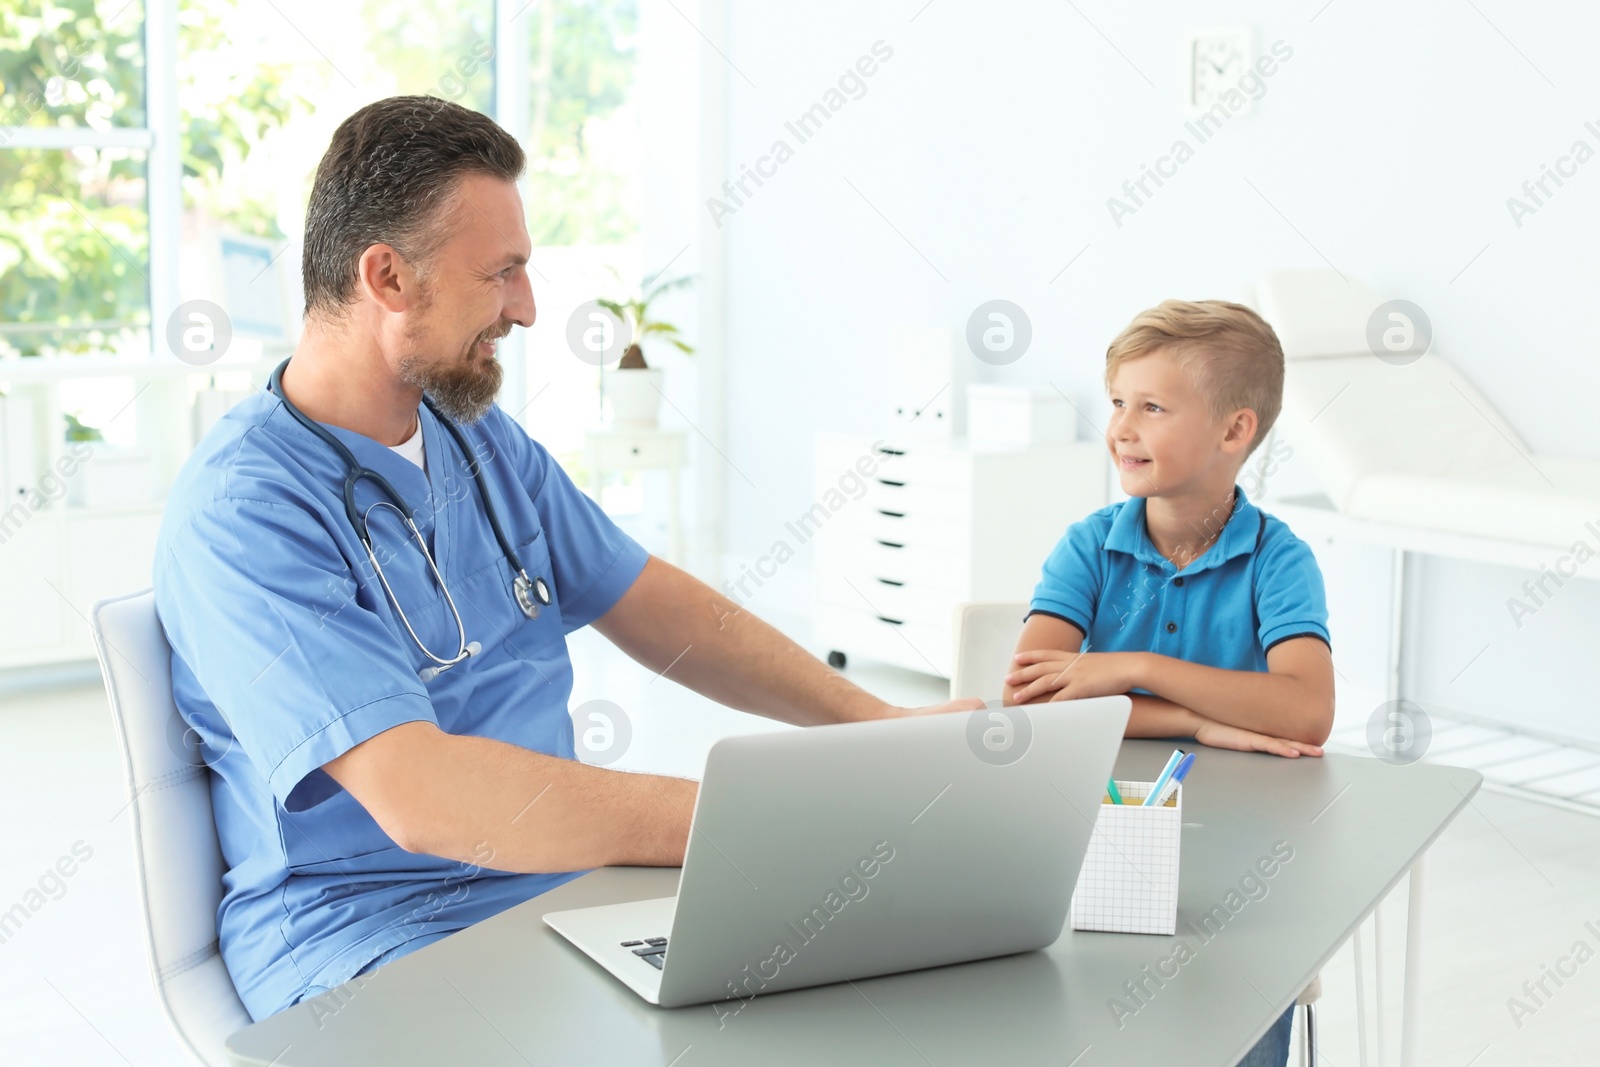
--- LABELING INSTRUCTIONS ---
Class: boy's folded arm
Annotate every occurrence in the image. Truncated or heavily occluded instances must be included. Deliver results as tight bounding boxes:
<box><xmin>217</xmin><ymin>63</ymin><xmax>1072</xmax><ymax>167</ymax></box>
<box><xmin>1130</xmin><ymin>636</ymin><xmax>1335</xmax><ymax>746</ymax></box>
<box><xmin>1002</xmin><ymin>612</ymin><xmax>1084</xmax><ymax>706</ymax></box>
<box><xmin>1129</xmin><ymin>695</ymin><xmax>1324</xmax><ymax>757</ymax></box>
<box><xmin>1123</xmin><ymin>693</ymin><xmax>1207</xmax><ymax>738</ymax></box>
<box><xmin>1002</xmin><ymin>612</ymin><xmax>1330</xmax><ymax>754</ymax></box>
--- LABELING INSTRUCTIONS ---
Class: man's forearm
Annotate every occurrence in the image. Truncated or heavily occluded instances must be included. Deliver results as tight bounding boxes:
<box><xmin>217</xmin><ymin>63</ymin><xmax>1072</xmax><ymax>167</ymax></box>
<box><xmin>1131</xmin><ymin>653</ymin><xmax>1327</xmax><ymax>743</ymax></box>
<box><xmin>593</xmin><ymin>557</ymin><xmax>888</xmax><ymax>726</ymax></box>
<box><xmin>326</xmin><ymin>722</ymin><xmax>697</xmax><ymax>873</ymax></box>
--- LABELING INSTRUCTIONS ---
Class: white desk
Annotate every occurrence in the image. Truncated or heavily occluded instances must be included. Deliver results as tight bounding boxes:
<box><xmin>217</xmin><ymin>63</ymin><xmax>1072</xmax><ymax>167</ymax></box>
<box><xmin>226</xmin><ymin>743</ymin><xmax>1481</xmax><ymax>1066</ymax></box>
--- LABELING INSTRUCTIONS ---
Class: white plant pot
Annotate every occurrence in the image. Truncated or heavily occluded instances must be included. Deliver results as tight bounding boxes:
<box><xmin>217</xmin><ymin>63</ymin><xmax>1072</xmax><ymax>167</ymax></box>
<box><xmin>608</xmin><ymin>368</ymin><xmax>664</xmax><ymax>428</ymax></box>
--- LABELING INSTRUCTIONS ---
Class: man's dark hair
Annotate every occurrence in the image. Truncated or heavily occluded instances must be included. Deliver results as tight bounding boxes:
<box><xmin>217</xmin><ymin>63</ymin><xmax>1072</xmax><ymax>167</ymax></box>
<box><xmin>301</xmin><ymin>95</ymin><xmax>525</xmax><ymax>318</ymax></box>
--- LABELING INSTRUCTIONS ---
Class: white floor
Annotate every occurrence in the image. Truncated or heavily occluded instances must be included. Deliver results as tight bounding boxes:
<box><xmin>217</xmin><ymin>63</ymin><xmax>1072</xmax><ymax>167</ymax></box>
<box><xmin>1</xmin><ymin>613</ymin><xmax>1597</xmax><ymax>1065</ymax></box>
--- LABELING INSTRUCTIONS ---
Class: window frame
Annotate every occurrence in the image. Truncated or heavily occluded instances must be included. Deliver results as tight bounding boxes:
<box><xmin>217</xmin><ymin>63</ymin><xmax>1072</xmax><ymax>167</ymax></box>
<box><xmin>0</xmin><ymin>0</ymin><xmax>169</xmax><ymax>354</ymax></box>
<box><xmin>0</xmin><ymin>0</ymin><xmax>535</xmax><ymax>368</ymax></box>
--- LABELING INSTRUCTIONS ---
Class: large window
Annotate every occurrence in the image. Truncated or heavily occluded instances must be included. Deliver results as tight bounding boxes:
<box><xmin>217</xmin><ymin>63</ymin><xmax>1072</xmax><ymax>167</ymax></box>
<box><xmin>0</xmin><ymin>0</ymin><xmax>150</xmax><ymax>358</ymax></box>
<box><xmin>178</xmin><ymin>0</ymin><xmax>499</xmax><ymax>246</ymax></box>
<box><xmin>1</xmin><ymin>0</ymin><xmax>641</xmax><ymax>350</ymax></box>
<box><xmin>519</xmin><ymin>0</ymin><xmax>639</xmax><ymax>246</ymax></box>
<box><xmin>2</xmin><ymin>0</ymin><xmax>644</xmax><ymax>466</ymax></box>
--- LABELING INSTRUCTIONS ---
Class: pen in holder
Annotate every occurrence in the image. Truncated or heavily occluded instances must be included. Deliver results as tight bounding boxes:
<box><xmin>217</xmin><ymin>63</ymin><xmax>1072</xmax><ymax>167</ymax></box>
<box><xmin>1070</xmin><ymin>778</ymin><xmax>1182</xmax><ymax>935</ymax></box>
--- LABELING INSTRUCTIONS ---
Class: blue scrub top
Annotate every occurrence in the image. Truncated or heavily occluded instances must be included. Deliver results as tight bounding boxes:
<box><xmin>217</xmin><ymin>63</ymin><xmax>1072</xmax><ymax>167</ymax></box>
<box><xmin>1028</xmin><ymin>485</ymin><xmax>1330</xmax><ymax>677</ymax></box>
<box><xmin>153</xmin><ymin>389</ymin><xmax>649</xmax><ymax>1021</ymax></box>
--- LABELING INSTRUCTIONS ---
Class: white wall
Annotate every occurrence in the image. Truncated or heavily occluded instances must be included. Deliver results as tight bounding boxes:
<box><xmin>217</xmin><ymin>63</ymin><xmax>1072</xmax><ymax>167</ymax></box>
<box><xmin>657</xmin><ymin>0</ymin><xmax>1600</xmax><ymax>740</ymax></box>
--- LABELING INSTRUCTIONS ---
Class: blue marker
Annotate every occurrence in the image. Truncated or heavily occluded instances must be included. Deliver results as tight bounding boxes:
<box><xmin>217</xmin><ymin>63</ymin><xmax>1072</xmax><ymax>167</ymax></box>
<box><xmin>1152</xmin><ymin>752</ymin><xmax>1196</xmax><ymax>807</ymax></box>
<box><xmin>1142</xmin><ymin>748</ymin><xmax>1186</xmax><ymax>807</ymax></box>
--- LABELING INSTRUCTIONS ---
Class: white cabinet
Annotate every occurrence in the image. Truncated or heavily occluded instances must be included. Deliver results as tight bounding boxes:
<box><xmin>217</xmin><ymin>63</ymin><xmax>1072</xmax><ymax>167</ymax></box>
<box><xmin>0</xmin><ymin>507</ymin><xmax>164</xmax><ymax>668</ymax></box>
<box><xmin>0</xmin><ymin>355</ymin><xmax>278</xmax><ymax>670</ymax></box>
<box><xmin>812</xmin><ymin>434</ymin><xmax>1107</xmax><ymax>678</ymax></box>
<box><xmin>0</xmin><ymin>516</ymin><xmax>66</xmax><ymax>656</ymax></box>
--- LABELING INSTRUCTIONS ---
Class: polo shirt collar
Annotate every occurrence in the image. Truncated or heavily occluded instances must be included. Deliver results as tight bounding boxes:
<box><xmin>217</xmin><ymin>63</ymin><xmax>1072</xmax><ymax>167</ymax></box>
<box><xmin>1103</xmin><ymin>484</ymin><xmax>1261</xmax><ymax>573</ymax></box>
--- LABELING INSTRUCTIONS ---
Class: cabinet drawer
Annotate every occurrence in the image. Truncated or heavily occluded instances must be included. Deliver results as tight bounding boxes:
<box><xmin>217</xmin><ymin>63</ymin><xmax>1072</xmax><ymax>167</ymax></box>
<box><xmin>588</xmin><ymin>432</ymin><xmax>683</xmax><ymax>469</ymax></box>
<box><xmin>61</xmin><ymin>511</ymin><xmax>161</xmax><ymax>657</ymax></box>
<box><xmin>0</xmin><ymin>516</ymin><xmax>63</xmax><ymax>654</ymax></box>
<box><xmin>815</xmin><ymin>571</ymin><xmax>960</xmax><ymax>629</ymax></box>
<box><xmin>829</xmin><ymin>499</ymin><xmax>971</xmax><ymax>548</ymax></box>
<box><xmin>868</xmin><ymin>442</ymin><xmax>971</xmax><ymax>491</ymax></box>
<box><xmin>860</xmin><ymin>477</ymin><xmax>969</xmax><ymax>521</ymax></box>
<box><xmin>816</xmin><ymin>532</ymin><xmax>971</xmax><ymax>593</ymax></box>
<box><xmin>813</xmin><ymin>602</ymin><xmax>952</xmax><ymax>678</ymax></box>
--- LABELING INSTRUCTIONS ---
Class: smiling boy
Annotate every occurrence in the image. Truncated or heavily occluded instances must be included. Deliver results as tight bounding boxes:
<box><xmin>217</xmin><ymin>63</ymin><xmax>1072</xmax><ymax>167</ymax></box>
<box><xmin>1004</xmin><ymin>299</ymin><xmax>1328</xmax><ymax>1065</ymax></box>
<box><xmin>1002</xmin><ymin>299</ymin><xmax>1333</xmax><ymax>759</ymax></box>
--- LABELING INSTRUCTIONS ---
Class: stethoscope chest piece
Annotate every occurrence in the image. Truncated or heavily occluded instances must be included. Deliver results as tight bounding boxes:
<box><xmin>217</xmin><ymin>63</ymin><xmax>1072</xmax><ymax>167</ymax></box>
<box><xmin>515</xmin><ymin>573</ymin><xmax>552</xmax><ymax>619</ymax></box>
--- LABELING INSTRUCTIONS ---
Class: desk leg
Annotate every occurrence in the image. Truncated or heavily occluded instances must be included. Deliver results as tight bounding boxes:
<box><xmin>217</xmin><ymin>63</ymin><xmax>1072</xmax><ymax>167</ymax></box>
<box><xmin>1387</xmin><ymin>549</ymin><xmax>1407</xmax><ymax>703</ymax></box>
<box><xmin>1353</xmin><ymin>919</ymin><xmax>1371</xmax><ymax>1067</ymax></box>
<box><xmin>1375</xmin><ymin>908</ymin><xmax>1388</xmax><ymax>1067</ymax></box>
<box><xmin>1399</xmin><ymin>855</ymin><xmax>1425</xmax><ymax>1067</ymax></box>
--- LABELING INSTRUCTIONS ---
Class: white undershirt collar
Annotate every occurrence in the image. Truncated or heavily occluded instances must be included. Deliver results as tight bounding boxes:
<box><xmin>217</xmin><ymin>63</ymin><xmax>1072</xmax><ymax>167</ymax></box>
<box><xmin>389</xmin><ymin>411</ymin><xmax>426</xmax><ymax>473</ymax></box>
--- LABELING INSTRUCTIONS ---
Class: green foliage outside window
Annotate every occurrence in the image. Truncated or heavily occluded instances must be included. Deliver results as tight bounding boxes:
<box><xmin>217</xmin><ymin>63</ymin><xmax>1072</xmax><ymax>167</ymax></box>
<box><xmin>519</xmin><ymin>0</ymin><xmax>638</xmax><ymax>246</ymax></box>
<box><xmin>0</xmin><ymin>0</ymin><xmax>639</xmax><ymax>357</ymax></box>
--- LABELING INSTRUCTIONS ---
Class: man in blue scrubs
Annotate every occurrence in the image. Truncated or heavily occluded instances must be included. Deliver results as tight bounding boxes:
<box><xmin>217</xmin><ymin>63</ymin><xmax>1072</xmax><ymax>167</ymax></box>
<box><xmin>153</xmin><ymin>96</ymin><xmax>975</xmax><ymax>1021</ymax></box>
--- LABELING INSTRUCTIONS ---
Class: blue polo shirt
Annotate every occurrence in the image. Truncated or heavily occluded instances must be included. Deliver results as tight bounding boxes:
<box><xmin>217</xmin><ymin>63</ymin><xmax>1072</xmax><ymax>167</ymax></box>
<box><xmin>1028</xmin><ymin>485</ymin><xmax>1329</xmax><ymax>676</ymax></box>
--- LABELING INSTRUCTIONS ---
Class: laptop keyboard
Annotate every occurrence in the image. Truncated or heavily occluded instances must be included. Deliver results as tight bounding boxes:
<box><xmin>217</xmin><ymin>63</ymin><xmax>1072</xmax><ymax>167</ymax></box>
<box><xmin>621</xmin><ymin>936</ymin><xmax>669</xmax><ymax>970</ymax></box>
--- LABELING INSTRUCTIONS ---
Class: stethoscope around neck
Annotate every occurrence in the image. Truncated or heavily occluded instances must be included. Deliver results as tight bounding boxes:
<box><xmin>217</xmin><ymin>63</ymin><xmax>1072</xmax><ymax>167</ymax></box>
<box><xmin>267</xmin><ymin>358</ymin><xmax>551</xmax><ymax>682</ymax></box>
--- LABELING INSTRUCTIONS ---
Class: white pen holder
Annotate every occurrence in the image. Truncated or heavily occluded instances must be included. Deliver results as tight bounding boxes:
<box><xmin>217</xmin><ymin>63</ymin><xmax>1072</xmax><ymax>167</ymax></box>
<box><xmin>1070</xmin><ymin>779</ymin><xmax>1182</xmax><ymax>935</ymax></box>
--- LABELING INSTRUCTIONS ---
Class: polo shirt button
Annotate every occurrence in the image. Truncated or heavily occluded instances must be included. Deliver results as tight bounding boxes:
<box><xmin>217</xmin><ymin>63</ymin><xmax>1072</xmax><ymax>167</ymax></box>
<box><xmin>1174</xmin><ymin>577</ymin><xmax>1185</xmax><ymax>587</ymax></box>
<box><xmin>1165</xmin><ymin>622</ymin><xmax>1177</xmax><ymax>633</ymax></box>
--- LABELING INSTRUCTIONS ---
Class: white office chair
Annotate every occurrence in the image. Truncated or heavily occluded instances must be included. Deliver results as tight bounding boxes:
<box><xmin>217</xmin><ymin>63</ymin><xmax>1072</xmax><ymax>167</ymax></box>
<box><xmin>949</xmin><ymin>602</ymin><xmax>1322</xmax><ymax>1065</ymax></box>
<box><xmin>90</xmin><ymin>589</ymin><xmax>252</xmax><ymax>1067</ymax></box>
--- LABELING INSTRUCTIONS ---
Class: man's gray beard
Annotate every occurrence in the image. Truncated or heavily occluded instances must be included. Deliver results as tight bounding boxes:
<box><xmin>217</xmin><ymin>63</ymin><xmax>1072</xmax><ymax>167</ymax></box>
<box><xmin>397</xmin><ymin>349</ymin><xmax>503</xmax><ymax>424</ymax></box>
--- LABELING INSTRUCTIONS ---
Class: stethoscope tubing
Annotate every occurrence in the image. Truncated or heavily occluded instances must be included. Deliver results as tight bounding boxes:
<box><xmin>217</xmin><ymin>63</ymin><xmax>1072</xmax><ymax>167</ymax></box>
<box><xmin>266</xmin><ymin>358</ymin><xmax>547</xmax><ymax>677</ymax></box>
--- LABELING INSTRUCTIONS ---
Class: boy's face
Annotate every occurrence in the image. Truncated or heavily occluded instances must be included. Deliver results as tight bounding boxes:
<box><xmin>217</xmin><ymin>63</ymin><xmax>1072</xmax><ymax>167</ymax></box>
<box><xmin>1106</xmin><ymin>348</ymin><xmax>1251</xmax><ymax>499</ymax></box>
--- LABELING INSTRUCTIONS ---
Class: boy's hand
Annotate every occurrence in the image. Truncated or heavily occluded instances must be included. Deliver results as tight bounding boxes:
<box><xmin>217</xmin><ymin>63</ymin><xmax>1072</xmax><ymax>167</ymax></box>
<box><xmin>1006</xmin><ymin>650</ymin><xmax>1141</xmax><ymax>704</ymax></box>
<box><xmin>1193</xmin><ymin>719</ymin><xmax>1323</xmax><ymax>758</ymax></box>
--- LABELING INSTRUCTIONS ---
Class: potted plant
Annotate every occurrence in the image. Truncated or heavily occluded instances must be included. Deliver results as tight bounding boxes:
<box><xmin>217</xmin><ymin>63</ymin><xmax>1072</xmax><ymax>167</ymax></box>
<box><xmin>597</xmin><ymin>271</ymin><xmax>695</xmax><ymax>428</ymax></box>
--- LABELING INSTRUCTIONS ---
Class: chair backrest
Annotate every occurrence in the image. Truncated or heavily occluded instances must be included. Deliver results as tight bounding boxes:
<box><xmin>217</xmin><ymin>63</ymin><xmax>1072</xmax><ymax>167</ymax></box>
<box><xmin>949</xmin><ymin>602</ymin><xmax>1029</xmax><ymax>702</ymax></box>
<box><xmin>1247</xmin><ymin>269</ymin><xmax>1533</xmax><ymax>511</ymax></box>
<box><xmin>90</xmin><ymin>589</ymin><xmax>251</xmax><ymax>1066</ymax></box>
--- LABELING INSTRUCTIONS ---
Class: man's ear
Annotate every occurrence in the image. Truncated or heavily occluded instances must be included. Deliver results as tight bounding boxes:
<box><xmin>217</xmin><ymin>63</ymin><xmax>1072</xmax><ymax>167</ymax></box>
<box><xmin>1219</xmin><ymin>408</ymin><xmax>1259</xmax><ymax>456</ymax></box>
<box><xmin>355</xmin><ymin>243</ymin><xmax>422</xmax><ymax>314</ymax></box>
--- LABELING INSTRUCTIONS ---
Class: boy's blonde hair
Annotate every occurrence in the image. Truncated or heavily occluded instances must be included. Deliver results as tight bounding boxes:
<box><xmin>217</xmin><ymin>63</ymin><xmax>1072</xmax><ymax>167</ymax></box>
<box><xmin>1105</xmin><ymin>299</ymin><xmax>1284</xmax><ymax>455</ymax></box>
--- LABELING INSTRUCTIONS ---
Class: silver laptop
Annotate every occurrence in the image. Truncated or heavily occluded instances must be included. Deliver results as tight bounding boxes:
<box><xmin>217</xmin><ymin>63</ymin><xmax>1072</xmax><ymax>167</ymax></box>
<box><xmin>543</xmin><ymin>696</ymin><xmax>1130</xmax><ymax>1008</ymax></box>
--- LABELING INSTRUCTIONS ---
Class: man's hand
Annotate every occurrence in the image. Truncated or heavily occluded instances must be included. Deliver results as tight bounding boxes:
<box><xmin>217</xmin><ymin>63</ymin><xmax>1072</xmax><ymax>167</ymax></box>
<box><xmin>878</xmin><ymin>696</ymin><xmax>985</xmax><ymax>719</ymax></box>
<box><xmin>1005</xmin><ymin>650</ymin><xmax>1143</xmax><ymax>704</ymax></box>
<box><xmin>596</xmin><ymin>557</ymin><xmax>985</xmax><ymax>727</ymax></box>
<box><xmin>1193</xmin><ymin>719</ymin><xmax>1323</xmax><ymax>758</ymax></box>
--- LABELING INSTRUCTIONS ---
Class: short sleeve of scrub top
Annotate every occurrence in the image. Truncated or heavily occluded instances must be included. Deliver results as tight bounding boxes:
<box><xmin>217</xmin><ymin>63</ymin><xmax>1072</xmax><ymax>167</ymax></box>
<box><xmin>158</xmin><ymin>490</ymin><xmax>439</xmax><ymax>813</ymax></box>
